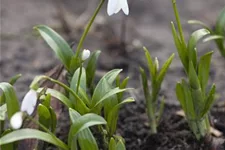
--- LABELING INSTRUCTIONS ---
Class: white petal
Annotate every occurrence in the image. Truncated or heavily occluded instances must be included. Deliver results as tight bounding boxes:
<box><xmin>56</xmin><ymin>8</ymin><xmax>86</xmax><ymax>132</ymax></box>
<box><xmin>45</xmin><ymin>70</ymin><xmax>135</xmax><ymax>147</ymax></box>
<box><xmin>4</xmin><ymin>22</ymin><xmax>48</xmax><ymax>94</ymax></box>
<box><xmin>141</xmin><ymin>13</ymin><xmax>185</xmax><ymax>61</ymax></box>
<box><xmin>10</xmin><ymin>112</ymin><xmax>23</xmax><ymax>129</ymax></box>
<box><xmin>107</xmin><ymin>0</ymin><xmax>119</xmax><ymax>16</ymax></box>
<box><xmin>121</xmin><ymin>0</ymin><xmax>129</xmax><ymax>15</ymax></box>
<box><xmin>114</xmin><ymin>0</ymin><xmax>123</xmax><ymax>14</ymax></box>
<box><xmin>21</xmin><ymin>89</ymin><xmax>37</xmax><ymax>115</ymax></box>
<box><xmin>81</xmin><ymin>49</ymin><xmax>90</xmax><ymax>61</ymax></box>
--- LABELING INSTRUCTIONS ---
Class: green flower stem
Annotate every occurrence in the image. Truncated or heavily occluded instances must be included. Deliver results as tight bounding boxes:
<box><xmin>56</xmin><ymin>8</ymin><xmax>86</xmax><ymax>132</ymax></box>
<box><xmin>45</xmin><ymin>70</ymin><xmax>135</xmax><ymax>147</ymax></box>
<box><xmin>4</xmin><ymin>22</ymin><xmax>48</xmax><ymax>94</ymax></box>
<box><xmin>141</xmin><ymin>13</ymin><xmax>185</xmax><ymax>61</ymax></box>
<box><xmin>76</xmin><ymin>65</ymin><xmax>83</xmax><ymax>94</ymax></box>
<box><xmin>37</xmin><ymin>76</ymin><xmax>88</xmax><ymax>112</ymax></box>
<box><xmin>172</xmin><ymin>0</ymin><xmax>186</xmax><ymax>45</ymax></box>
<box><xmin>26</xmin><ymin>115</ymin><xmax>69</xmax><ymax>150</ymax></box>
<box><xmin>75</xmin><ymin>0</ymin><xmax>105</xmax><ymax>58</ymax></box>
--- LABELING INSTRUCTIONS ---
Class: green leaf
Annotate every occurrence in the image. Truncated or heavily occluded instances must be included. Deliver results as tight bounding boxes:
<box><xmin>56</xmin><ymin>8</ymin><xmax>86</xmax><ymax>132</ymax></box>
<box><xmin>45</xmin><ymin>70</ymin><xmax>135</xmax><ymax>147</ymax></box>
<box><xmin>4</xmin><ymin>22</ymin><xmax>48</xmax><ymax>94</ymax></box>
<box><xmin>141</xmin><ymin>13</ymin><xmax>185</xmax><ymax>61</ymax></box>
<box><xmin>188</xmin><ymin>29</ymin><xmax>210</xmax><ymax>52</ymax></box>
<box><xmin>86</xmin><ymin>51</ymin><xmax>101</xmax><ymax>89</ymax></box>
<box><xmin>143</xmin><ymin>47</ymin><xmax>156</xmax><ymax>80</ymax></box>
<box><xmin>107</xmin><ymin>98</ymin><xmax>134</xmax><ymax>135</ymax></box>
<box><xmin>188</xmin><ymin>61</ymin><xmax>200</xmax><ymax>89</ymax></box>
<box><xmin>117</xmin><ymin>77</ymin><xmax>129</xmax><ymax>102</ymax></box>
<box><xmin>42</xmin><ymin>93</ymin><xmax>51</xmax><ymax>108</ymax></box>
<box><xmin>203</xmin><ymin>35</ymin><xmax>224</xmax><ymax>43</ymax></box>
<box><xmin>200</xmin><ymin>84</ymin><xmax>216</xmax><ymax>118</ymax></box>
<box><xmin>105</xmin><ymin>69</ymin><xmax>123</xmax><ymax>85</ymax></box>
<box><xmin>181</xmin><ymin>80</ymin><xmax>196</xmax><ymax>120</ymax></box>
<box><xmin>188</xmin><ymin>20</ymin><xmax>211</xmax><ymax>31</ymax></box>
<box><xmin>0</xmin><ymin>143</ymin><xmax>14</xmax><ymax>150</ymax></box>
<box><xmin>176</xmin><ymin>82</ymin><xmax>186</xmax><ymax>113</ymax></box>
<box><xmin>92</xmin><ymin>88</ymin><xmax>131</xmax><ymax>109</ymax></box>
<box><xmin>76</xmin><ymin>86</ymin><xmax>91</xmax><ymax>106</ymax></box>
<box><xmin>34</xmin><ymin>25</ymin><xmax>74</xmax><ymax>70</ymax></box>
<box><xmin>30</xmin><ymin>75</ymin><xmax>45</xmax><ymax>90</ymax></box>
<box><xmin>187</xmin><ymin>29</ymin><xmax>210</xmax><ymax>68</ymax></box>
<box><xmin>70</xmin><ymin>67</ymin><xmax>90</xmax><ymax>106</ymax></box>
<box><xmin>49</xmin><ymin>107</ymin><xmax>57</xmax><ymax>133</ymax></box>
<box><xmin>0</xmin><ymin>83</ymin><xmax>20</xmax><ymax>119</ymax></box>
<box><xmin>103</xmin><ymin>93</ymin><xmax>118</xmax><ymax>124</ymax></box>
<box><xmin>215</xmin><ymin>7</ymin><xmax>225</xmax><ymax>35</ymax></box>
<box><xmin>38</xmin><ymin>104</ymin><xmax>51</xmax><ymax>129</ymax></box>
<box><xmin>188</xmin><ymin>62</ymin><xmax>204</xmax><ymax>116</ymax></box>
<box><xmin>69</xmin><ymin>56</ymin><xmax>81</xmax><ymax>74</ymax></box>
<box><xmin>0</xmin><ymin>104</ymin><xmax>7</xmax><ymax>121</ymax></box>
<box><xmin>0</xmin><ymin>129</ymin><xmax>68</xmax><ymax>150</ymax></box>
<box><xmin>38</xmin><ymin>88</ymin><xmax>73</xmax><ymax>108</ymax></box>
<box><xmin>68</xmin><ymin>113</ymin><xmax>106</xmax><ymax>147</ymax></box>
<box><xmin>171</xmin><ymin>22</ymin><xmax>188</xmax><ymax>72</ymax></box>
<box><xmin>91</xmin><ymin>78</ymin><xmax>111</xmax><ymax>112</ymax></box>
<box><xmin>92</xmin><ymin>69</ymin><xmax>122</xmax><ymax>107</ymax></box>
<box><xmin>34</xmin><ymin>76</ymin><xmax>89</xmax><ymax>114</ymax></box>
<box><xmin>116</xmin><ymin>139</ymin><xmax>126</xmax><ymax>150</ymax></box>
<box><xmin>9</xmin><ymin>74</ymin><xmax>22</xmax><ymax>85</ymax></box>
<box><xmin>215</xmin><ymin>7</ymin><xmax>225</xmax><ymax>57</ymax></box>
<box><xmin>156</xmin><ymin>97</ymin><xmax>165</xmax><ymax>124</ymax></box>
<box><xmin>198</xmin><ymin>51</ymin><xmax>213</xmax><ymax>94</ymax></box>
<box><xmin>140</xmin><ymin>68</ymin><xmax>151</xmax><ymax>104</ymax></box>
<box><xmin>156</xmin><ymin>53</ymin><xmax>175</xmax><ymax>87</ymax></box>
<box><xmin>69</xmin><ymin>109</ymin><xmax>99</xmax><ymax>150</ymax></box>
<box><xmin>109</xmin><ymin>138</ymin><xmax>116</xmax><ymax>150</ymax></box>
<box><xmin>190</xmin><ymin>88</ymin><xmax>204</xmax><ymax>118</ymax></box>
<box><xmin>70</xmin><ymin>67</ymin><xmax>87</xmax><ymax>93</ymax></box>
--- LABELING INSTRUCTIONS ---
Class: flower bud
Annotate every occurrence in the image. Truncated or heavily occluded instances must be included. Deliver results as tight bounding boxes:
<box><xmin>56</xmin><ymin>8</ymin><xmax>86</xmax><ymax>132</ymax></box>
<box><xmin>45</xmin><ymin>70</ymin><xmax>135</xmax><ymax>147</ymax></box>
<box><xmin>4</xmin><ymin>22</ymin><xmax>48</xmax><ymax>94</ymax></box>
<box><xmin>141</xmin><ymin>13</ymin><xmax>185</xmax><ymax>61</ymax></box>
<box><xmin>81</xmin><ymin>49</ymin><xmax>90</xmax><ymax>61</ymax></box>
<box><xmin>10</xmin><ymin>112</ymin><xmax>23</xmax><ymax>129</ymax></box>
<box><xmin>154</xmin><ymin>57</ymin><xmax>159</xmax><ymax>71</ymax></box>
<box><xmin>21</xmin><ymin>89</ymin><xmax>37</xmax><ymax>115</ymax></box>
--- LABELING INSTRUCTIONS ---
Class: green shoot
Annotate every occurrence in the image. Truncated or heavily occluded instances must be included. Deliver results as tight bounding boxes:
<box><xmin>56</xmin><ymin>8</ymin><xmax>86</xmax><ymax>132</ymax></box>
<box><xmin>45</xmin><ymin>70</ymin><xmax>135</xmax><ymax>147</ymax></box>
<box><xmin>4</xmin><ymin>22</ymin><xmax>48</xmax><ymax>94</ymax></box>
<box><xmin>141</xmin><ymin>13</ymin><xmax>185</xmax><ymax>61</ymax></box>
<box><xmin>171</xmin><ymin>0</ymin><xmax>217</xmax><ymax>140</ymax></box>
<box><xmin>140</xmin><ymin>47</ymin><xmax>174</xmax><ymax>134</ymax></box>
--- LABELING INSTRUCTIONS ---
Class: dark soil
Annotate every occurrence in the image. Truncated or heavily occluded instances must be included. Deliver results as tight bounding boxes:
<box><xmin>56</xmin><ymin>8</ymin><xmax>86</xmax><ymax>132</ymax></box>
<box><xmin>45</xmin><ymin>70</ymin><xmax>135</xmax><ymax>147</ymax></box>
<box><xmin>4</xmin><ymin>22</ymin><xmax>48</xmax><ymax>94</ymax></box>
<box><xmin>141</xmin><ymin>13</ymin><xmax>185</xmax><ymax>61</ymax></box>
<box><xmin>118</xmin><ymin>101</ymin><xmax>225</xmax><ymax>150</ymax></box>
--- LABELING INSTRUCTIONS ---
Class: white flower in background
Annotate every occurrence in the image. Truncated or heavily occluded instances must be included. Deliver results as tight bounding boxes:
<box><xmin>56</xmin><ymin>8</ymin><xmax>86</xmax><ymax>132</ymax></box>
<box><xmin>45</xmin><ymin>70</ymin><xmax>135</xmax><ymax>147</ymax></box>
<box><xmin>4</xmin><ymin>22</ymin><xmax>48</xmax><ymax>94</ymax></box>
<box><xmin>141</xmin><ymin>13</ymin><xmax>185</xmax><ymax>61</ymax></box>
<box><xmin>107</xmin><ymin>0</ymin><xmax>129</xmax><ymax>16</ymax></box>
<box><xmin>21</xmin><ymin>89</ymin><xmax>38</xmax><ymax>115</ymax></box>
<box><xmin>10</xmin><ymin>112</ymin><xmax>23</xmax><ymax>129</ymax></box>
<box><xmin>81</xmin><ymin>49</ymin><xmax>90</xmax><ymax>61</ymax></box>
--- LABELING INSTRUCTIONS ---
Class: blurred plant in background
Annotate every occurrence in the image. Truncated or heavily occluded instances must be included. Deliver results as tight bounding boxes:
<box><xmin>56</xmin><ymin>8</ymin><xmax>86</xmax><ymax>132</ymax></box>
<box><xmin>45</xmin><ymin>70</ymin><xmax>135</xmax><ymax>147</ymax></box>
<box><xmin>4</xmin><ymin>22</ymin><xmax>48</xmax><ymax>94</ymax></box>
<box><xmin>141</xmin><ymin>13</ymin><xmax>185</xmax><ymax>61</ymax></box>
<box><xmin>188</xmin><ymin>6</ymin><xmax>225</xmax><ymax>58</ymax></box>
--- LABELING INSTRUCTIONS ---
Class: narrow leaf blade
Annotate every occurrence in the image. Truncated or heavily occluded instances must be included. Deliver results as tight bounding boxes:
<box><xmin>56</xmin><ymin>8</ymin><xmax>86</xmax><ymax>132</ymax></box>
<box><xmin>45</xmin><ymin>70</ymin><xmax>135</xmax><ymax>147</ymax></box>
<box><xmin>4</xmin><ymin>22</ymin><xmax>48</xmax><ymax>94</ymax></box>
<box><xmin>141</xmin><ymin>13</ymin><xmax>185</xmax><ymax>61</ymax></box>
<box><xmin>34</xmin><ymin>25</ymin><xmax>74</xmax><ymax>70</ymax></box>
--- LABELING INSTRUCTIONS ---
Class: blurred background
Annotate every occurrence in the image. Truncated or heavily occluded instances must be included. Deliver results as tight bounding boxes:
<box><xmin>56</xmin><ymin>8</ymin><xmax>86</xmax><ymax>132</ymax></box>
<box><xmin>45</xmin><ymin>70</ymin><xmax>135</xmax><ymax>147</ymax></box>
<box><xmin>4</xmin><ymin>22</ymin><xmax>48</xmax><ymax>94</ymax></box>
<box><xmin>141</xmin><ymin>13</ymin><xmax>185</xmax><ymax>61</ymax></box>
<box><xmin>1</xmin><ymin>0</ymin><xmax>225</xmax><ymax>104</ymax></box>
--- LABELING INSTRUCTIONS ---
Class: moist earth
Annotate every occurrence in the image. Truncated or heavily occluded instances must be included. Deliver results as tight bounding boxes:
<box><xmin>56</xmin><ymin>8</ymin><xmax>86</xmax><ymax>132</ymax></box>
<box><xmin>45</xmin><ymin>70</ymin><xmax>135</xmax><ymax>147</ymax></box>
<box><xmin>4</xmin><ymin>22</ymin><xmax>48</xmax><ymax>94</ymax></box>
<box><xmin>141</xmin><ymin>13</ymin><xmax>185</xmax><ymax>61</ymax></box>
<box><xmin>1</xmin><ymin>0</ymin><xmax>225</xmax><ymax>149</ymax></box>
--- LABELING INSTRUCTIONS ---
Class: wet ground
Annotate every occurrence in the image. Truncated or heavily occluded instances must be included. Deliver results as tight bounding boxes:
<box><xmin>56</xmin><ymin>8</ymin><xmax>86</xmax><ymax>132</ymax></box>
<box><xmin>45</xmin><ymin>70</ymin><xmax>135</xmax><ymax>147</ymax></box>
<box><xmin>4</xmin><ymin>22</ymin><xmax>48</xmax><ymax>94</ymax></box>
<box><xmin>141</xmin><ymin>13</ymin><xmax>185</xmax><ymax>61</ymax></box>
<box><xmin>1</xmin><ymin>0</ymin><xmax>225</xmax><ymax>149</ymax></box>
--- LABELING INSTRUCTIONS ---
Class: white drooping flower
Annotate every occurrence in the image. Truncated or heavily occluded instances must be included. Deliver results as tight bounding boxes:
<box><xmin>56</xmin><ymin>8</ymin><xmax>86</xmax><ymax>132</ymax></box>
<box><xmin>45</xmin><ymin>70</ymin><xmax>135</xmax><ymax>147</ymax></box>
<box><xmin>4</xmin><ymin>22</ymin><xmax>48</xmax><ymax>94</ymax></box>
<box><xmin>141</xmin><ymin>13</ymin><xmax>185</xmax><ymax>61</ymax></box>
<box><xmin>21</xmin><ymin>89</ymin><xmax>38</xmax><ymax>115</ymax></box>
<box><xmin>107</xmin><ymin>0</ymin><xmax>129</xmax><ymax>16</ymax></box>
<box><xmin>81</xmin><ymin>49</ymin><xmax>90</xmax><ymax>61</ymax></box>
<box><xmin>10</xmin><ymin>112</ymin><xmax>23</xmax><ymax>129</ymax></box>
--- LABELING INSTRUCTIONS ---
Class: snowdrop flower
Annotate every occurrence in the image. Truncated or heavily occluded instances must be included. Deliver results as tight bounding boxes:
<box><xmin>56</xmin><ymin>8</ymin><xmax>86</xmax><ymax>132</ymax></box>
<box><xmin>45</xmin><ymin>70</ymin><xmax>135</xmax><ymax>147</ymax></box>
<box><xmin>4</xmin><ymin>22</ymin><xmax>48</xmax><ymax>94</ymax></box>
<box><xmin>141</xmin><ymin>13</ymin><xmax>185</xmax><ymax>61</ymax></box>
<box><xmin>107</xmin><ymin>0</ymin><xmax>129</xmax><ymax>16</ymax></box>
<box><xmin>10</xmin><ymin>89</ymin><xmax>38</xmax><ymax>129</ymax></box>
<box><xmin>21</xmin><ymin>89</ymin><xmax>38</xmax><ymax>115</ymax></box>
<box><xmin>10</xmin><ymin>112</ymin><xmax>23</xmax><ymax>129</ymax></box>
<box><xmin>81</xmin><ymin>49</ymin><xmax>90</xmax><ymax>61</ymax></box>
